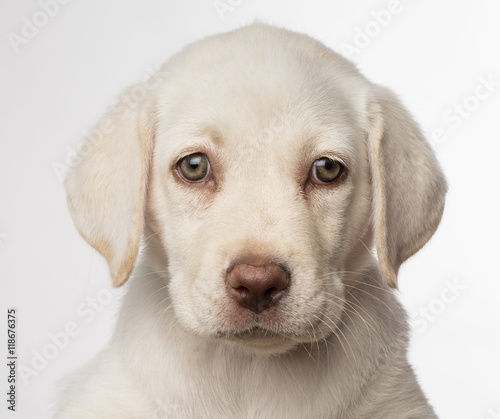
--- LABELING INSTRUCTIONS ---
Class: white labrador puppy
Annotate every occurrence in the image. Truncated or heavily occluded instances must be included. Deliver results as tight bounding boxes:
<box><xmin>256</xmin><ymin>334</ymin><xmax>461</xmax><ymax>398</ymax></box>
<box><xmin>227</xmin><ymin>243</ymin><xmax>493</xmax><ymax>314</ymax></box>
<box><xmin>56</xmin><ymin>23</ymin><xmax>446</xmax><ymax>418</ymax></box>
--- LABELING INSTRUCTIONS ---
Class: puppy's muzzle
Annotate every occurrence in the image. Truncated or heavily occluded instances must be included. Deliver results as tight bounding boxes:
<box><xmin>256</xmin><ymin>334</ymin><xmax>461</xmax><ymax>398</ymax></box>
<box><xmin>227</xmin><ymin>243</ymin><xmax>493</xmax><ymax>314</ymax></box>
<box><xmin>226</xmin><ymin>262</ymin><xmax>290</xmax><ymax>314</ymax></box>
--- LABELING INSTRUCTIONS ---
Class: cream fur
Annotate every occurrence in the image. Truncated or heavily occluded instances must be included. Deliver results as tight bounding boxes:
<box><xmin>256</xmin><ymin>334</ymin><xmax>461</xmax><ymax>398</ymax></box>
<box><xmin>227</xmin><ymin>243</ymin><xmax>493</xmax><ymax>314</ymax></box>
<box><xmin>56</xmin><ymin>23</ymin><xmax>446</xmax><ymax>418</ymax></box>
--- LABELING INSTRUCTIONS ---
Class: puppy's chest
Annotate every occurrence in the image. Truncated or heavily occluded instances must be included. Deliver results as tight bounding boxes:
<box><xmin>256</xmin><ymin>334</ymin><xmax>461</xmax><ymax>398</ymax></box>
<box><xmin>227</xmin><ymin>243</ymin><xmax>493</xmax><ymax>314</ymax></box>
<box><xmin>151</xmin><ymin>394</ymin><xmax>337</xmax><ymax>419</ymax></box>
<box><xmin>148</xmin><ymin>355</ymin><xmax>339</xmax><ymax>418</ymax></box>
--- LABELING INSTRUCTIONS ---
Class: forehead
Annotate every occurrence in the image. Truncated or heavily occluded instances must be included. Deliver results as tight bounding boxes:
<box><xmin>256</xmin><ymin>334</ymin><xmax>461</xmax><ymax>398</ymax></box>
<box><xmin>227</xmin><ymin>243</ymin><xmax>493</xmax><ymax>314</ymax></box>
<box><xmin>154</xmin><ymin>25</ymin><xmax>368</xmax><ymax>162</ymax></box>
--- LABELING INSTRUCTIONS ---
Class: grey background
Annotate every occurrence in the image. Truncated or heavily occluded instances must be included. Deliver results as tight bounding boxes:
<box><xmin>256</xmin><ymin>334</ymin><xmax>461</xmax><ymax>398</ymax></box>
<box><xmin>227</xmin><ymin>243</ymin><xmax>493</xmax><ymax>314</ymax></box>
<box><xmin>1</xmin><ymin>0</ymin><xmax>499</xmax><ymax>417</ymax></box>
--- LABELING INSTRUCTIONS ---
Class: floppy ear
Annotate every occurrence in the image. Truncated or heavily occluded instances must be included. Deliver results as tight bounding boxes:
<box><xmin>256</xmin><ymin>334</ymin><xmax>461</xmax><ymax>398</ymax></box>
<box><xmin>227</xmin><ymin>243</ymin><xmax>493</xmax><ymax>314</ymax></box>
<box><xmin>65</xmin><ymin>87</ymin><xmax>155</xmax><ymax>287</ymax></box>
<box><xmin>367</xmin><ymin>85</ymin><xmax>447</xmax><ymax>288</ymax></box>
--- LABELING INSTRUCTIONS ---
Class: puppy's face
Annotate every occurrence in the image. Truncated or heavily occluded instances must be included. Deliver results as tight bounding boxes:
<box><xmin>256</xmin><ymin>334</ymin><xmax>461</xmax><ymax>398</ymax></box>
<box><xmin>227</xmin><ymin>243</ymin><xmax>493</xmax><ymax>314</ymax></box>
<box><xmin>148</xmin><ymin>48</ymin><xmax>371</xmax><ymax>353</ymax></box>
<box><xmin>65</xmin><ymin>24</ymin><xmax>447</xmax><ymax>355</ymax></box>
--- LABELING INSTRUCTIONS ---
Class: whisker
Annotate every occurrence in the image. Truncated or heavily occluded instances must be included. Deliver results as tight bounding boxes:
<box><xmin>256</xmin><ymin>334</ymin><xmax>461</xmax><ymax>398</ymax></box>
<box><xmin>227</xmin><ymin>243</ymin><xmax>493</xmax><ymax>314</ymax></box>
<box><xmin>311</xmin><ymin>313</ymin><xmax>356</xmax><ymax>365</ymax></box>
<box><xmin>345</xmin><ymin>285</ymin><xmax>397</xmax><ymax>321</ymax></box>
<box><xmin>321</xmin><ymin>291</ymin><xmax>378</xmax><ymax>337</ymax></box>
<box><xmin>306</xmin><ymin>299</ymin><xmax>363</xmax><ymax>356</ymax></box>
<box><xmin>141</xmin><ymin>230</ymin><xmax>160</xmax><ymax>244</ymax></box>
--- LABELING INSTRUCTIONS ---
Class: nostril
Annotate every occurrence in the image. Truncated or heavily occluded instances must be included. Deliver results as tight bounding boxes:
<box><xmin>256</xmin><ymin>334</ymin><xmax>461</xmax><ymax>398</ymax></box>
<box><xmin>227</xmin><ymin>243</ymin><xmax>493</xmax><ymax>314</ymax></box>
<box><xmin>264</xmin><ymin>287</ymin><xmax>278</xmax><ymax>299</ymax></box>
<box><xmin>232</xmin><ymin>285</ymin><xmax>250</xmax><ymax>297</ymax></box>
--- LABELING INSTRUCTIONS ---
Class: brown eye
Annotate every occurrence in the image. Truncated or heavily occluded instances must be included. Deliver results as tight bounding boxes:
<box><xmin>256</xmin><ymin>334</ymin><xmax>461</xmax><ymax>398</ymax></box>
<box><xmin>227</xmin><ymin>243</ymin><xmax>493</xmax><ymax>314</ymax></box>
<box><xmin>311</xmin><ymin>157</ymin><xmax>343</xmax><ymax>184</ymax></box>
<box><xmin>178</xmin><ymin>153</ymin><xmax>210</xmax><ymax>182</ymax></box>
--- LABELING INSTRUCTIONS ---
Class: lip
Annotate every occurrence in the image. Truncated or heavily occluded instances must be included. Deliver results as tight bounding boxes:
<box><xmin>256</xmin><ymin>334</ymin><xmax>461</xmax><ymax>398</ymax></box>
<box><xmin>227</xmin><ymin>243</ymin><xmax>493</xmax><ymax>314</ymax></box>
<box><xmin>217</xmin><ymin>325</ymin><xmax>283</xmax><ymax>341</ymax></box>
<box><xmin>218</xmin><ymin>326</ymin><xmax>296</xmax><ymax>353</ymax></box>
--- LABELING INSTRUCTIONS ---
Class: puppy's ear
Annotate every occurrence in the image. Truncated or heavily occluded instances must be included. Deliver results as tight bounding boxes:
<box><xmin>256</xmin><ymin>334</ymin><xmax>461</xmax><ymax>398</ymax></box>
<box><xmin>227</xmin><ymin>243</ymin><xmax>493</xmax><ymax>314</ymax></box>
<box><xmin>65</xmin><ymin>87</ymin><xmax>155</xmax><ymax>287</ymax></box>
<box><xmin>367</xmin><ymin>85</ymin><xmax>447</xmax><ymax>288</ymax></box>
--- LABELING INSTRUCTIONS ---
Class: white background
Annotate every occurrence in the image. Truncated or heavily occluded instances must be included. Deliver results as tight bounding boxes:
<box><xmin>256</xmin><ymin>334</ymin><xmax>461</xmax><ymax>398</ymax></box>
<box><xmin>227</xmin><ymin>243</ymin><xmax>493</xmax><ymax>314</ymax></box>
<box><xmin>1</xmin><ymin>0</ymin><xmax>499</xmax><ymax>418</ymax></box>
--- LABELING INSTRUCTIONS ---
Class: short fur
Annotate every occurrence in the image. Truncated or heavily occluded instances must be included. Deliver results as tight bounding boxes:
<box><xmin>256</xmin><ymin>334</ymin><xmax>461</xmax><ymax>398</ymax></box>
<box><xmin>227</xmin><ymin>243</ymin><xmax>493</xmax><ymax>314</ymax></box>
<box><xmin>56</xmin><ymin>24</ymin><xmax>446</xmax><ymax>418</ymax></box>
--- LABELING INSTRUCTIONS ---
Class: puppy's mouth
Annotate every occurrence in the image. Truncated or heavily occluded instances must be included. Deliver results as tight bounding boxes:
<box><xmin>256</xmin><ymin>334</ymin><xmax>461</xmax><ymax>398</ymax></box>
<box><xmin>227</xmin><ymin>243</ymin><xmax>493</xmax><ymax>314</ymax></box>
<box><xmin>215</xmin><ymin>325</ymin><xmax>297</xmax><ymax>353</ymax></box>
<box><xmin>216</xmin><ymin>325</ymin><xmax>282</xmax><ymax>341</ymax></box>
<box><xmin>214</xmin><ymin>320</ymin><xmax>318</xmax><ymax>346</ymax></box>
<box><xmin>211</xmin><ymin>301</ymin><xmax>340</xmax><ymax>348</ymax></box>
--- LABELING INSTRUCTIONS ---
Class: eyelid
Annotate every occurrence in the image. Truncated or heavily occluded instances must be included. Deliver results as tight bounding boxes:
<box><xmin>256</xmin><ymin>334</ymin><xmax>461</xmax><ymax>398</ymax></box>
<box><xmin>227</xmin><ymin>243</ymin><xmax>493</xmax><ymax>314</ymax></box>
<box><xmin>176</xmin><ymin>150</ymin><xmax>207</xmax><ymax>163</ymax></box>
<box><xmin>172</xmin><ymin>136</ymin><xmax>221</xmax><ymax>163</ymax></box>
<box><xmin>313</xmin><ymin>153</ymin><xmax>349</xmax><ymax>171</ymax></box>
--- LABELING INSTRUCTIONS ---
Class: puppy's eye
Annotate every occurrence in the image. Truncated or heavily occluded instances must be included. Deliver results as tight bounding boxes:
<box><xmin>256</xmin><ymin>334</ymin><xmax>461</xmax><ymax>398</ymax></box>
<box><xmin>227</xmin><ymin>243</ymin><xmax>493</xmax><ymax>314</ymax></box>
<box><xmin>178</xmin><ymin>153</ymin><xmax>210</xmax><ymax>182</ymax></box>
<box><xmin>310</xmin><ymin>157</ymin><xmax>343</xmax><ymax>184</ymax></box>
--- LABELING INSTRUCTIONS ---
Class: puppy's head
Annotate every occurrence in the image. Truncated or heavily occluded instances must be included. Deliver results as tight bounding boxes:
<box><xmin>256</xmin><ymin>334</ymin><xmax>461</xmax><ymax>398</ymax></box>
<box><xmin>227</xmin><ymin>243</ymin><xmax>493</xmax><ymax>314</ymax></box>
<box><xmin>65</xmin><ymin>24</ymin><xmax>446</xmax><ymax>354</ymax></box>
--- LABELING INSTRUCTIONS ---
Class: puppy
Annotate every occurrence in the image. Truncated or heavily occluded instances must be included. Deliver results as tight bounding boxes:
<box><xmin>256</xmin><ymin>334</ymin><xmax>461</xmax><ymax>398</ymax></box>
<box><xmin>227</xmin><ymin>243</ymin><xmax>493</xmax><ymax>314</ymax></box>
<box><xmin>55</xmin><ymin>23</ymin><xmax>446</xmax><ymax>418</ymax></box>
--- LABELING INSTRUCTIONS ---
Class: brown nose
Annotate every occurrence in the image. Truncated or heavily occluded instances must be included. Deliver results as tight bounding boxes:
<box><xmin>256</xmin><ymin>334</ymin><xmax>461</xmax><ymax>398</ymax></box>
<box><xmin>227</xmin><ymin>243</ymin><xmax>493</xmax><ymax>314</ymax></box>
<box><xmin>227</xmin><ymin>263</ymin><xmax>290</xmax><ymax>313</ymax></box>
